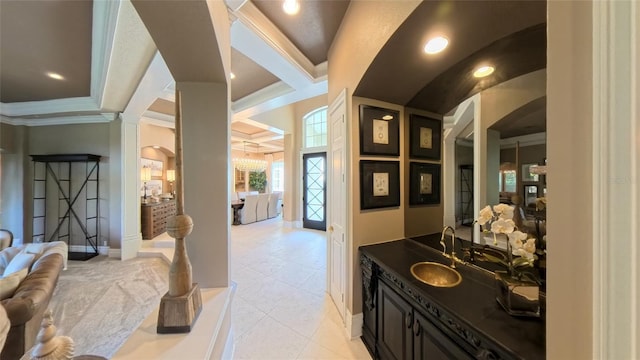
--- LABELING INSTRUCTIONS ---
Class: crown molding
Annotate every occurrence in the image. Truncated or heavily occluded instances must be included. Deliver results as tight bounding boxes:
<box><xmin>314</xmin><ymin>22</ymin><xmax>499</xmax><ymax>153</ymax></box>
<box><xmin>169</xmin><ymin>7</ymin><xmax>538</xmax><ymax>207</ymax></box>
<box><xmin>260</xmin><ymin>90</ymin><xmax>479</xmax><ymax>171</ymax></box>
<box><xmin>231</xmin><ymin>81</ymin><xmax>294</xmax><ymax>114</ymax></box>
<box><xmin>142</xmin><ymin>110</ymin><xmax>175</xmax><ymax>123</ymax></box>
<box><xmin>232</xmin><ymin>79</ymin><xmax>326</xmax><ymax>121</ymax></box>
<box><xmin>499</xmin><ymin>132</ymin><xmax>547</xmax><ymax>148</ymax></box>
<box><xmin>0</xmin><ymin>97</ymin><xmax>100</xmax><ymax>117</ymax></box>
<box><xmin>140</xmin><ymin>115</ymin><xmax>175</xmax><ymax>129</ymax></box>
<box><xmin>0</xmin><ymin>113</ymin><xmax>115</xmax><ymax>127</ymax></box>
<box><xmin>92</xmin><ymin>0</ymin><xmax>121</xmax><ymax>107</ymax></box>
<box><xmin>231</xmin><ymin>1</ymin><xmax>316</xmax><ymax>89</ymax></box>
<box><xmin>0</xmin><ymin>1</ymin><xmax>120</xmax><ymax>119</ymax></box>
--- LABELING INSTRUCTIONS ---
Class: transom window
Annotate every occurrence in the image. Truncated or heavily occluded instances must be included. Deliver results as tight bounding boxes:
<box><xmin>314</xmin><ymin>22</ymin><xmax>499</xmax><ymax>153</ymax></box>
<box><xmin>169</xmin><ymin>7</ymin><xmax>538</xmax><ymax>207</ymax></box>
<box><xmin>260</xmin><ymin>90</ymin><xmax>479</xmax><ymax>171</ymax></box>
<box><xmin>304</xmin><ymin>107</ymin><xmax>327</xmax><ymax>148</ymax></box>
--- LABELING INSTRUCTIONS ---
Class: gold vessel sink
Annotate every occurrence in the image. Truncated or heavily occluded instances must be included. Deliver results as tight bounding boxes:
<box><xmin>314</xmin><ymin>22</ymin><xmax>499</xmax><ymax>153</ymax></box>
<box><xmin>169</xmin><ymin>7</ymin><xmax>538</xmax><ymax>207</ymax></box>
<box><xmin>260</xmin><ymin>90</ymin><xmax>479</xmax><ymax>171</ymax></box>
<box><xmin>410</xmin><ymin>262</ymin><xmax>462</xmax><ymax>288</ymax></box>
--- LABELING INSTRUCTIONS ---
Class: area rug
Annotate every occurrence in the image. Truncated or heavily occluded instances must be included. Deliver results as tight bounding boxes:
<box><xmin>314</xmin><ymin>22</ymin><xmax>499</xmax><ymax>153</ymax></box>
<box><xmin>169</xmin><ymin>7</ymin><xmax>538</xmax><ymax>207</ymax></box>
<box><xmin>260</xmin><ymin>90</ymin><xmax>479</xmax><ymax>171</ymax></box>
<box><xmin>48</xmin><ymin>256</ymin><xmax>169</xmax><ymax>358</ymax></box>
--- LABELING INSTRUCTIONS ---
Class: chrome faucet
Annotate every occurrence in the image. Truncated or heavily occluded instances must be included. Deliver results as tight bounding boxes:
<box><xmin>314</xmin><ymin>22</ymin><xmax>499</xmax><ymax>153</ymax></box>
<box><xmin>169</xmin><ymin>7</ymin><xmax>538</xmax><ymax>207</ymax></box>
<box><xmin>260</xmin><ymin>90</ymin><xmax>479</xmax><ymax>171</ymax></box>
<box><xmin>440</xmin><ymin>226</ymin><xmax>458</xmax><ymax>268</ymax></box>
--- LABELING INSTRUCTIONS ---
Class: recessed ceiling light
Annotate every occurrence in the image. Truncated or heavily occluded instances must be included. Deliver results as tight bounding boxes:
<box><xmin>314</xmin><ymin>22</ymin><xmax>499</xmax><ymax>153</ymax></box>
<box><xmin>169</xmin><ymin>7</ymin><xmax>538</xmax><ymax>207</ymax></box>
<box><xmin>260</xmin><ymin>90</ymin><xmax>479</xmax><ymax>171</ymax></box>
<box><xmin>424</xmin><ymin>36</ymin><xmax>449</xmax><ymax>54</ymax></box>
<box><xmin>230</xmin><ymin>72</ymin><xmax>236</xmax><ymax>79</ymax></box>
<box><xmin>46</xmin><ymin>72</ymin><xmax>64</xmax><ymax>80</ymax></box>
<box><xmin>382</xmin><ymin>115</ymin><xmax>393</xmax><ymax>120</ymax></box>
<box><xmin>283</xmin><ymin>0</ymin><xmax>299</xmax><ymax>15</ymax></box>
<box><xmin>473</xmin><ymin>65</ymin><xmax>495</xmax><ymax>78</ymax></box>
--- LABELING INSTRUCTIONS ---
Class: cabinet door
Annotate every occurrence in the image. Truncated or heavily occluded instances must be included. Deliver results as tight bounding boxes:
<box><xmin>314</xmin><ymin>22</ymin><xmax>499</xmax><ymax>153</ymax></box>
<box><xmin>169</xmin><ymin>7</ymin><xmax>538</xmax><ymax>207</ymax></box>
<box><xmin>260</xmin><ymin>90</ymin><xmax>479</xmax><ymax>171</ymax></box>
<box><xmin>377</xmin><ymin>281</ymin><xmax>413</xmax><ymax>360</ymax></box>
<box><xmin>413</xmin><ymin>311</ymin><xmax>473</xmax><ymax>360</ymax></box>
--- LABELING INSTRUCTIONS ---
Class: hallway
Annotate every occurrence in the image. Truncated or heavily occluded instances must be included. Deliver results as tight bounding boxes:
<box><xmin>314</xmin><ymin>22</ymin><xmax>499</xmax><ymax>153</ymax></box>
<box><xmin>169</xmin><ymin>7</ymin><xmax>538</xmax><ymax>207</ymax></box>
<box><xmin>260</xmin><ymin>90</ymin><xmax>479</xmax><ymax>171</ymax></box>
<box><xmin>230</xmin><ymin>218</ymin><xmax>370</xmax><ymax>359</ymax></box>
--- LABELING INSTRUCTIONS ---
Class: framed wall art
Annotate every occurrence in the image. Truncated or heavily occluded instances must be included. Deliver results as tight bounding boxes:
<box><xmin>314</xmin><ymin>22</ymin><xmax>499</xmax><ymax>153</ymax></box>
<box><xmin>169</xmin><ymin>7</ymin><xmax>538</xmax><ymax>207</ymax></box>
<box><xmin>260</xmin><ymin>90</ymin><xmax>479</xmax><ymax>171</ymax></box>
<box><xmin>359</xmin><ymin>105</ymin><xmax>400</xmax><ymax>156</ymax></box>
<box><xmin>141</xmin><ymin>158</ymin><xmax>164</xmax><ymax>177</ymax></box>
<box><xmin>360</xmin><ymin>160</ymin><xmax>400</xmax><ymax>210</ymax></box>
<box><xmin>409</xmin><ymin>114</ymin><xmax>442</xmax><ymax>160</ymax></box>
<box><xmin>409</xmin><ymin>162</ymin><xmax>441</xmax><ymax>206</ymax></box>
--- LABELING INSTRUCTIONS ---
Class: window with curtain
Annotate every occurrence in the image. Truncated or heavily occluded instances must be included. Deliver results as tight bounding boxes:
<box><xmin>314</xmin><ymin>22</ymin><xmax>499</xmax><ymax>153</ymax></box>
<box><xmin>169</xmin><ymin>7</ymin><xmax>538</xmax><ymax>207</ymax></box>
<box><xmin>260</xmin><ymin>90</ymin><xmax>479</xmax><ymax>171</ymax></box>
<box><xmin>272</xmin><ymin>161</ymin><xmax>284</xmax><ymax>192</ymax></box>
<box><xmin>499</xmin><ymin>170</ymin><xmax>517</xmax><ymax>193</ymax></box>
<box><xmin>304</xmin><ymin>107</ymin><xmax>328</xmax><ymax>148</ymax></box>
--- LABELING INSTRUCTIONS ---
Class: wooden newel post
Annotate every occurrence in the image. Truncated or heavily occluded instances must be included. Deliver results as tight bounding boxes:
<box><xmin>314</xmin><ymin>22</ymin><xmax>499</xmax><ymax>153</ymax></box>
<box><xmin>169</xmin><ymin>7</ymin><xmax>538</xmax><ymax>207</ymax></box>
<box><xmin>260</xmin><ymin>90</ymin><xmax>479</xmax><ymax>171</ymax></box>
<box><xmin>157</xmin><ymin>89</ymin><xmax>203</xmax><ymax>334</ymax></box>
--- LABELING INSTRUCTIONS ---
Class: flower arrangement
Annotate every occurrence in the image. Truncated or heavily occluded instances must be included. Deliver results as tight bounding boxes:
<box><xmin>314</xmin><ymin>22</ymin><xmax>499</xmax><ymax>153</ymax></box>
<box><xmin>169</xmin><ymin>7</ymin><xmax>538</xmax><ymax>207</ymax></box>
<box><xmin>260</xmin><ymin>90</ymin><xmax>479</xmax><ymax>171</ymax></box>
<box><xmin>477</xmin><ymin>204</ymin><xmax>539</xmax><ymax>284</ymax></box>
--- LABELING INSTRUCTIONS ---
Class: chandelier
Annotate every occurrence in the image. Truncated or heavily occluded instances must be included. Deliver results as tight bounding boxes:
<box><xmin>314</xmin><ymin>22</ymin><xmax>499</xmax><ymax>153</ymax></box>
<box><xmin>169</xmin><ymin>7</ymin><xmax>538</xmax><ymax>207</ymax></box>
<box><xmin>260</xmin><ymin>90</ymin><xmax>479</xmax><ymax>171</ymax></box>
<box><xmin>233</xmin><ymin>142</ymin><xmax>268</xmax><ymax>172</ymax></box>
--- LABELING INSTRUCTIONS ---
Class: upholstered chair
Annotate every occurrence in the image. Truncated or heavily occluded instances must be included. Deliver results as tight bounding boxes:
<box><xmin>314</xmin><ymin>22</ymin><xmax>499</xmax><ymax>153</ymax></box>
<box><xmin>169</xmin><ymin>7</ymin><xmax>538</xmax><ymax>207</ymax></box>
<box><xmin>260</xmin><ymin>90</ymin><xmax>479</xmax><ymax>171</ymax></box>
<box><xmin>239</xmin><ymin>195</ymin><xmax>259</xmax><ymax>224</ymax></box>
<box><xmin>256</xmin><ymin>194</ymin><xmax>270</xmax><ymax>221</ymax></box>
<box><xmin>268</xmin><ymin>192</ymin><xmax>282</xmax><ymax>218</ymax></box>
<box><xmin>0</xmin><ymin>229</ymin><xmax>12</xmax><ymax>251</ymax></box>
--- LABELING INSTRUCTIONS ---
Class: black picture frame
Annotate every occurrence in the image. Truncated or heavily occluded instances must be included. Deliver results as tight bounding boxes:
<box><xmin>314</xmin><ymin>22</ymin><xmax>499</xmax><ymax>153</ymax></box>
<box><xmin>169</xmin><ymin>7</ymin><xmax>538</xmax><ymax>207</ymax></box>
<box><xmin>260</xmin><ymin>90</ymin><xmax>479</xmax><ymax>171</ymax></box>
<box><xmin>409</xmin><ymin>162</ymin><xmax>441</xmax><ymax>206</ymax></box>
<box><xmin>360</xmin><ymin>160</ymin><xmax>400</xmax><ymax>210</ymax></box>
<box><xmin>359</xmin><ymin>105</ymin><xmax>400</xmax><ymax>156</ymax></box>
<box><xmin>409</xmin><ymin>114</ymin><xmax>442</xmax><ymax>160</ymax></box>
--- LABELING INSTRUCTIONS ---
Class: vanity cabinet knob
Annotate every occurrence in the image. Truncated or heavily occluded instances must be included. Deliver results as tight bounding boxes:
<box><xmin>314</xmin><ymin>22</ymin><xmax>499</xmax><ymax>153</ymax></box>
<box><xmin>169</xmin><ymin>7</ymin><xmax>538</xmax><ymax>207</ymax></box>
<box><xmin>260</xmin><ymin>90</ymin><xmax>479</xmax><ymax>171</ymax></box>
<box><xmin>413</xmin><ymin>319</ymin><xmax>421</xmax><ymax>336</ymax></box>
<box><xmin>405</xmin><ymin>313</ymin><xmax>413</xmax><ymax>329</ymax></box>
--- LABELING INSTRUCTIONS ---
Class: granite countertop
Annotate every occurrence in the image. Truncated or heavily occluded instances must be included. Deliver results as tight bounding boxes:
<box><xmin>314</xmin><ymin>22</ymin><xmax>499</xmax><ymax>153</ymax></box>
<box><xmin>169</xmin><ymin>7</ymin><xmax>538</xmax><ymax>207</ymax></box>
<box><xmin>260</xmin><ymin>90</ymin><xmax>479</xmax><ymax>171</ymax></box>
<box><xmin>360</xmin><ymin>235</ymin><xmax>545</xmax><ymax>360</ymax></box>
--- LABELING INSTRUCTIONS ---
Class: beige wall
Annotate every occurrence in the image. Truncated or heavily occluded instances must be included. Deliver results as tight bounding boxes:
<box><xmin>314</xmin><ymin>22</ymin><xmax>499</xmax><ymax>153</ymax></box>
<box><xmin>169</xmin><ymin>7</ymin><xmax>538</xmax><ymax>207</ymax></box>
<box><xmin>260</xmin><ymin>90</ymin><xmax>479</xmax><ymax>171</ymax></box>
<box><xmin>328</xmin><ymin>1</ymin><xmax>420</xmax><ymax>316</ymax></box>
<box><xmin>403</xmin><ymin>108</ymin><xmax>444</xmax><ymax>238</ymax></box>
<box><xmin>140</xmin><ymin>123</ymin><xmax>175</xmax><ymax>153</ymax></box>
<box><xmin>547</xmin><ymin>1</ymin><xmax>593</xmax><ymax>357</ymax></box>
<box><xmin>27</xmin><ymin>123</ymin><xmax>112</xmax><ymax>247</ymax></box>
<box><xmin>250</xmin><ymin>105</ymin><xmax>296</xmax><ymax>134</ymax></box>
<box><xmin>0</xmin><ymin>124</ymin><xmax>29</xmax><ymax>242</ymax></box>
<box><xmin>351</xmin><ymin>97</ymin><xmax>406</xmax><ymax>314</ymax></box>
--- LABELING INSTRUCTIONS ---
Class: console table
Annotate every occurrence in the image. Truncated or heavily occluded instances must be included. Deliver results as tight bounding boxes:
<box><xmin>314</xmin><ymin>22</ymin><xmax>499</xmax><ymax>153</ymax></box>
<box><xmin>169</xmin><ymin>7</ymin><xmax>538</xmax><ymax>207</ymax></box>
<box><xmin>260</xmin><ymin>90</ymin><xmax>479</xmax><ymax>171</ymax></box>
<box><xmin>141</xmin><ymin>200</ymin><xmax>177</xmax><ymax>239</ymax></box>
<box><xmin>231</xmin><ymin>201</ymin><xmax>244</xmax><ymax>225</ymax></box>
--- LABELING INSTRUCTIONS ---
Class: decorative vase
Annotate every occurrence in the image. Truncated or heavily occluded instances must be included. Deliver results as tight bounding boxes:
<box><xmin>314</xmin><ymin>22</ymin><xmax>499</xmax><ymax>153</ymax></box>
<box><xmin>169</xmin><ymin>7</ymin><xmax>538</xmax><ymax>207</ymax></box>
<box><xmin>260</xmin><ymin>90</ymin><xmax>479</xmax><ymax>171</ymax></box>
<box><xmin>494</xmin><ymin>270</ymin><xmax>540</xmax><ymax>317</ymax></box>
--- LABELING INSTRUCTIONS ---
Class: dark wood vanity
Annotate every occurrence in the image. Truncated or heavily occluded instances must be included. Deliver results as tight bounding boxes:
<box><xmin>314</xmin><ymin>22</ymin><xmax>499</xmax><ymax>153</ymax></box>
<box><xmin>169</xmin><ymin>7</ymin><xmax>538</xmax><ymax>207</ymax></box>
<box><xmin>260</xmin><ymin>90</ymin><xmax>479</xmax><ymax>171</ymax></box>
<box><xmin>360</xmin><ymin>235</ymin><xmax>544</xmax><ymax>360</ymax></box>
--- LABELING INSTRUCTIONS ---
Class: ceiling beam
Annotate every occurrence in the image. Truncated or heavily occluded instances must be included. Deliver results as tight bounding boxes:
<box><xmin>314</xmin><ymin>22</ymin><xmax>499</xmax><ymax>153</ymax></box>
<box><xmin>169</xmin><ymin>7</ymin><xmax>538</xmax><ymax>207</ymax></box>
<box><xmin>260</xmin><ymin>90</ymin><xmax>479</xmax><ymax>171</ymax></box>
<box><xmin>231</xmin><ymin>1</ymin><xmax>316</xmax><ymax>89</ymax></box>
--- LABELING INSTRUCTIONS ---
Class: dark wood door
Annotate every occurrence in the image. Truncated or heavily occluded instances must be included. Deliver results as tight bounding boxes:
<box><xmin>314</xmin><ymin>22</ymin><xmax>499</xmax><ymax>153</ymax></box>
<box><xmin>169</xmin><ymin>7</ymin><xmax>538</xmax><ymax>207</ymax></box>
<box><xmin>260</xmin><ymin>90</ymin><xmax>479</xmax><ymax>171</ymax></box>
<box><xmin>377</xmin><ymin>281</ymin><xmax>413</xmax><ymax>360</ymax></box>
<box><xmin>413</xmin><ymin>311</ymin><xmax>473</xmax><ymax>360</ymax></box>
<box><xmin>302</xmin><ymin>152</ymin><xmax>326</xmax><ymax>230</ymax></box>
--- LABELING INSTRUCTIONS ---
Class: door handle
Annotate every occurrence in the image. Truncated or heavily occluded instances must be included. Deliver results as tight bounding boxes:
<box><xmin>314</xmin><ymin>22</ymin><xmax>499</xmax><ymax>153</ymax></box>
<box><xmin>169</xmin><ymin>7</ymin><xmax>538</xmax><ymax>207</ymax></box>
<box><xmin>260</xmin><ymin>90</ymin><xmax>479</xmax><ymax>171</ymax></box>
<box><xmin>329</xmin><ymin>225</ymin><xmax>334</xmax><ymax>232</ymax></box>
<box><xmin>405</xmin><ymin>312</ymin><xmax>413</xmax><ymax>329</ymax></box>
<box><xmin>413</xmin><ymin>319</ymin><xmax>421</xmax><ymax>336</ymax></box>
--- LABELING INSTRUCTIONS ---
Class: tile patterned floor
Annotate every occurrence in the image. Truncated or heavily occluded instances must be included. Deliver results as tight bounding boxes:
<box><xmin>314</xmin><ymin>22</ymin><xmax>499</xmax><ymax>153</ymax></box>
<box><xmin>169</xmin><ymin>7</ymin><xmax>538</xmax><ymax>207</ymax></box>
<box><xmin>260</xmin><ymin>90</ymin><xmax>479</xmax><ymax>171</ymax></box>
<box><xmin>230</xmin><ymin>218</ymin><xmax>371</xmax><ymax>360</ymax></box>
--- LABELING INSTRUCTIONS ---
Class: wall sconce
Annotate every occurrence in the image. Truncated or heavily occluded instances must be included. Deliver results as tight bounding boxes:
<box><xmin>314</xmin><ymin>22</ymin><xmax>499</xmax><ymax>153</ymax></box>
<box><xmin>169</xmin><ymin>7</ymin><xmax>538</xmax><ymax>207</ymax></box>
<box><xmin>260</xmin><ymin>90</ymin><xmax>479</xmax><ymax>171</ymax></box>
<box><xmin>166</xmin><ymin>169</ymin><xmax>176</xmax><ymax>198</ymax></box>
<box><xmin>141</xmin><ymin>166</ymin><xmax>152</xmax><ymax>203</ymax></box>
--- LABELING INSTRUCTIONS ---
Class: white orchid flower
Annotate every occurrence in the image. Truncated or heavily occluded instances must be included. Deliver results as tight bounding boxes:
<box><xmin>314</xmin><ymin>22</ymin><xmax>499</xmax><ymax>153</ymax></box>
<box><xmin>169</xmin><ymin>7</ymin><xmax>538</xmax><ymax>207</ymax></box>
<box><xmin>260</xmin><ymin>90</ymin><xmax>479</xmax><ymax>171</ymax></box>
<box><xmin>478</xmin><ymin>205</ymin><xmax>493</xmax><ymax>226</ymax></box>
<box><xmin>524</xmin><ymin>238</ymin><xmax>536</xmax><ymax>254</ymax></box>
<box><xmin>508</xmin><ymin>231</ymin><xmax>527</xmax><ymax>249</ymax></box>
<box><xmin>493</xmin><ymin>203</ymin><xmax>514</xmax><ymax>220</ymax></box>
<box><xmin>490</xmin><ymin>218</ymin><xmax>515</xmax><ymax>234</ymax></box>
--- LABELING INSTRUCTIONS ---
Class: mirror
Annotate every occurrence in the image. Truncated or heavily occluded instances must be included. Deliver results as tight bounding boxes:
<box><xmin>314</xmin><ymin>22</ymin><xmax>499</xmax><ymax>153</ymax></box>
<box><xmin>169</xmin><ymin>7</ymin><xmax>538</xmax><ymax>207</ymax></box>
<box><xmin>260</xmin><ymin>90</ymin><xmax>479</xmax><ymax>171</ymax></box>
<box><xmin>444</xmin><ymin>71</ymin><xmax>547</xmax><ymax>287</ymax></box>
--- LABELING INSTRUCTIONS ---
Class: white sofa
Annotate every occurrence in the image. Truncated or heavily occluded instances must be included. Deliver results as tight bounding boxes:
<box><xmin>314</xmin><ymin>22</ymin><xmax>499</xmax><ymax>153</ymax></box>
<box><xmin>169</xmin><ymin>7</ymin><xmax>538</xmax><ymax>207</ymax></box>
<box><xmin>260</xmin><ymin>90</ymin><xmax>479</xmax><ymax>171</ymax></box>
<box><xmin>236</xmin><ymin>192</ymin><xmax>282</xmax><ymax>225</ymax></box>
<box><xmin>237</xmin><ymin>191</ymin><xmax>258</xmax><ymax>200</ymax></box>
<box><xmin>256</xmin><ymin>194</ymin><xmax>270</xmax><ymax>221</ymax></box>
<box><xmin>239</xmin><ymin>195</ymin><xmax>259</xmax><ymax>224</ymax></box>
<box><xmin>268</xmin><ymin>192</ymin><xmax>282</xmax><ymax>219</ymax></box>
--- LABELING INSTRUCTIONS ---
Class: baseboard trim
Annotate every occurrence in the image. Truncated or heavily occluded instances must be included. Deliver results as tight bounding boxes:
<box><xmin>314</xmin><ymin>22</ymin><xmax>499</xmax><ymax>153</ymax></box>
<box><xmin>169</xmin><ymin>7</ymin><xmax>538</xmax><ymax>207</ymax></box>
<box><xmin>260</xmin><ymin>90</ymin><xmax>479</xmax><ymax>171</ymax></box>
<box><xmin>69</xmin><ymin>245</ymin><xmax>110</xmax><ymax>255</ymax></box>
<box><xmin>108</xmin><ymin>248</ymin><xmax>121</xmax><ymax>259</ymax></box>
<box><xmin>346</xmin><ymin>310</ymin><xmax>363</xmax><ymax>340</ymax></box>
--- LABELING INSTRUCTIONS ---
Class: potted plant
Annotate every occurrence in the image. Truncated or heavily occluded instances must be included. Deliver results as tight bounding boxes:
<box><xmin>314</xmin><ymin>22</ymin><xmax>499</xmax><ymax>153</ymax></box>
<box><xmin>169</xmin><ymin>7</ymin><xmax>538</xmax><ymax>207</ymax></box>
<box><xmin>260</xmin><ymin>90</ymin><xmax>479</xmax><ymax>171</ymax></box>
<box><xmin>477</xmin><ymin>204</ymin><xmax>541</xmax><ymax>317</ymax></box>
<box><xmin>249</xmin><ymin>171</ymin><xmax>267</xmax><ymax>193</ymax></box>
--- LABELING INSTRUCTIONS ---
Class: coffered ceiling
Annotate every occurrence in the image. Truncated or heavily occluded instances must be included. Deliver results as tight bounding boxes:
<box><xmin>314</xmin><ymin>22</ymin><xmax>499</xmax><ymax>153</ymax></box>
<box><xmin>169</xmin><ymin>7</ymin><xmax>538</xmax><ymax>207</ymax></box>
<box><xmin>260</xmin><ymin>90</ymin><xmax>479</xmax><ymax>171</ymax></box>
<box><xmin>0</xmin><ymin>0</ymin><xmax>546</xmax><ymax>154</ymax></box>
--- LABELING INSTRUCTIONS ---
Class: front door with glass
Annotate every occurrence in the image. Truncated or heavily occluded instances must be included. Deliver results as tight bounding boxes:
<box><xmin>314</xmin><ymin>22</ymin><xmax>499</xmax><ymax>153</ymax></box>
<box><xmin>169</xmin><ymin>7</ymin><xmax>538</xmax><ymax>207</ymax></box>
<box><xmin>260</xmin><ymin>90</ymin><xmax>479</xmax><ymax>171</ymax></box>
<box><xmin>303</xmin><ymin>152</ymin><xmax>326</xmax><ymax>231</ymax></box>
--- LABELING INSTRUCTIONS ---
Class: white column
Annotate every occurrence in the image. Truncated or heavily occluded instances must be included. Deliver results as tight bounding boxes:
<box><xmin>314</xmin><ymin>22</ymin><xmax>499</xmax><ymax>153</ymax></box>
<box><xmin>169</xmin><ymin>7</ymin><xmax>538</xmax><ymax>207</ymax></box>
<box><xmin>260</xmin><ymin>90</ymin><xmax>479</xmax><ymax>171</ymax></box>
<box><xmin>442</xmin><ymin>130</ymin><xmax>456</xmax><ymax>227</ymax></box>
<box><xmin>592</xmin><ymin>0</ymin><xmax>640</xmax><ymax>358</ymax></box>
<box><xmin>179</xmin><ymin>82</ymin><xmax>230</xmax><ymax>288</ymax></box>
<box><xmin>113</xmin><ymin>114</ymin><xmax>142</xmax><ymax>260</ymax></box>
